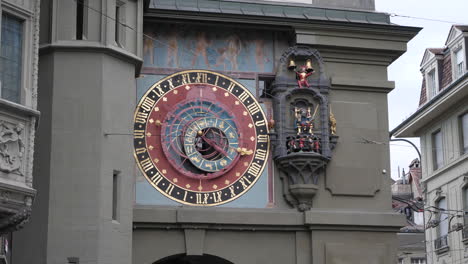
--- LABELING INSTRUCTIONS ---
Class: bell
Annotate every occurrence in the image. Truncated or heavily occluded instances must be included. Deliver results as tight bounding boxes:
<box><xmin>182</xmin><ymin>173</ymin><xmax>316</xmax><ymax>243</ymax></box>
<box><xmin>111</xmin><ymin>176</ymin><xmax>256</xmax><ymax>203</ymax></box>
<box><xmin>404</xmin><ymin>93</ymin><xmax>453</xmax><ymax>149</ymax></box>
<box><xmin>306</xmin><ymin>59</ymin><xmax>314</xmax><ymax>73</ymax></box>
<box><xmin>288</xmin><ymin>58</ymin><xmax>296</xmax><ymax>70</ymax></box>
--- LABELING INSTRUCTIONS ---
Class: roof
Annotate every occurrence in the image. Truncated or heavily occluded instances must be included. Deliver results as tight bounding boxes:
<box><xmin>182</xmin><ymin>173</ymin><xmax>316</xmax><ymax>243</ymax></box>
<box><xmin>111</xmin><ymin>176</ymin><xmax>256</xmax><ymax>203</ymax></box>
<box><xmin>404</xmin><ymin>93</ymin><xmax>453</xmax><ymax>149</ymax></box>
<box><xmin>146</xmin><ymin>0</ymin><xmax>393</xmax><ymax>25</ymax></box>
<box><xmin>391</xmin><ymin>71</ymin><xmax>468</xmax><ymax>137</ymax></box>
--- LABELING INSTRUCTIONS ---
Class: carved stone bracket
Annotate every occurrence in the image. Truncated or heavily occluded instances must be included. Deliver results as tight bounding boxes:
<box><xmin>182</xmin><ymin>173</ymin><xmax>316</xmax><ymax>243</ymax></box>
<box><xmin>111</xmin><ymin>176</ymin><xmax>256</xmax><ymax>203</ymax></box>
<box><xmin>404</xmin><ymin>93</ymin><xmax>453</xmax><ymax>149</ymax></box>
<box><xmin>276</xmin><ymin>152</ymin><xmax>329</xmax><ymax>211</ymax></box>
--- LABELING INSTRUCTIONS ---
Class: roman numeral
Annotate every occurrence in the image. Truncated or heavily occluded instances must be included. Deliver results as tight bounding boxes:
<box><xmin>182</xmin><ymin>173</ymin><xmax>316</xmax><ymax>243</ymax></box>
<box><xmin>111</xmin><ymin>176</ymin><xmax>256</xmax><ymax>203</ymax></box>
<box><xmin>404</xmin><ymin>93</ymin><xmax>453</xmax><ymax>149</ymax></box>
<box><xmin>165</xmin><ymin>183</ymin><xmax>175</xmax><ymax>196</ymax></box>
<box><xmin>238</xmin><ymin>91</ymin><xmax>250</xmax><ymax>102</ymax></box>
<box><xmin>135</xmin><ymin>112</ymin><xmax>148</xmax><ymax>124</ymax></box>
<box><xmin>196</xmin><ymin>193</ymin><xmax>208</xmax><ymax>204</ymax></box>
<box><xmin>141</xmin><ymin>97</ymin><xmax>156</xmax><ymax>112</ymax></box>
<box><xmin>247</xmin><ymin>102</ymin><xmax>260</xmax><ymax>115</ymax></box>
<box><xmin>181</xmin><ymin>73</ymin><xmax>191</xmax><ymax>85</ymax></box>
<box><xmin>227</xmin><ymin>82</ymin><xmax>236</xmax><ymax>93</ymax></box>
<box><xmin>140</xmin><ymin>158</ymin><xmax>154</xmax><ymax>172</ymax></box>
<box><xmin>247</xmin><ymin>162</ymin><xmax>262</xmax><ymax>177</ymax></box>
<box><xmin>254</xmin><ymin>149</ymin><xmax>267</xmax><ymax>161</ymax></box>
<box><xmin>255</xmin><ymin>120</ymin><xmax>266</xmax><ymax>127</ymax></box>
<box><xmin>150</xmin><ymin>172</ymin><xmax>163</xmax><ymax>185</ymax></box>
<box><xmin>167</xmin><ymin>78</ymin><xmax>175</xmax><ymax>89</ymax></box>
<box><xmin>257</xmin><ymin>134</ymin><xmax>268</xmax><ymax>143</ymax></box>
<box><xmin>195</xmin><ymin>73</ymin><xmax>208</xmax><ymax>83</ymax></box>
<box><xmin>152</xmin><ymin>85</ymin><xmax>165</xmax><ymax>97</ymax></box>
<box><xmin>134</xmin><ymin>130</ymin><xmax>145</xmax><ymax>139</ymax></box>
<box><xmin>213</xmin><ymin>191</ymin><xmax>222</xmax><ymax>203</ymax></box>
<box><xmin>135</xmin><ymin>147</ymin><xmax>146</xmax><ymax>155</ymax></box>
<box><xmin>239</xmin><ymin>176</ymin><xmax>252</xmax><ymax>189</ymax></box>
<box><xmin>229</xmin><ymin>186</ymin><xmax>236</xmax><ymax>198</ymax></box>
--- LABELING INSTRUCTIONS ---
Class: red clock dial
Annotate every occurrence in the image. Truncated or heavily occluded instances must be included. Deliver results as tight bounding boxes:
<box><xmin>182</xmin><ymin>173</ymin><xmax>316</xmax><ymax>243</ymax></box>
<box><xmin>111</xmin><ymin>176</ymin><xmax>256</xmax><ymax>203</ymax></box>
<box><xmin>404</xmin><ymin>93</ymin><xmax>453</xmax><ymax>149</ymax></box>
<box><xmin>133</xmin><ymin>70</ymin><xmax>269</xmax><ymax>206</ymax></box>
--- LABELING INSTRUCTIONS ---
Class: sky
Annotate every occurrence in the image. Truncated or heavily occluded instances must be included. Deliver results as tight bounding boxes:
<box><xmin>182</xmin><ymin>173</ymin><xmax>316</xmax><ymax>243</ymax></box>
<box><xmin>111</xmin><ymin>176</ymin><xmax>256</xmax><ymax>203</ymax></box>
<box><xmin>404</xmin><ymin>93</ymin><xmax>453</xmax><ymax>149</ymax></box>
<box><xmin>374</xmin><ymin>0</ymin><xmax>468</xmax><ymax>179</ymax></box>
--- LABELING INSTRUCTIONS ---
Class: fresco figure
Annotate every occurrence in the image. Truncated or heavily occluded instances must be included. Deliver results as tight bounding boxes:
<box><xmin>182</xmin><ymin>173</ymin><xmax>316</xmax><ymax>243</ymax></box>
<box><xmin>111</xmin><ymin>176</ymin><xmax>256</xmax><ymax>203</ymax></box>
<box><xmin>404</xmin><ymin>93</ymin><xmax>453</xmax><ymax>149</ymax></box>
<box><xmin>166</xmin><ymin>30</ymin><xmax>179</xmax><ymax>68</ymax></box>
<box><xmin>191</xmin><ymin>32</ymin><xmax>210</xmax><ymax>67</ymax></box>
<box><xmin>143</xmin><ymin>31</ymin><xmax>156</xmax><ymax>65</ymax></box>
<box><xmin>214</xmin><ymin>47</ymin><xmax>229</xmax><ymax>71</ymax></box>
<box><xmin>226</xmin><ymin>34</ymin><xmax>242</xmax><ymax>71</ymax></box>
<box><xmin>255</xmin><ymin>39</ymin><xmax>270</xmax><ymax>72</ymax></box>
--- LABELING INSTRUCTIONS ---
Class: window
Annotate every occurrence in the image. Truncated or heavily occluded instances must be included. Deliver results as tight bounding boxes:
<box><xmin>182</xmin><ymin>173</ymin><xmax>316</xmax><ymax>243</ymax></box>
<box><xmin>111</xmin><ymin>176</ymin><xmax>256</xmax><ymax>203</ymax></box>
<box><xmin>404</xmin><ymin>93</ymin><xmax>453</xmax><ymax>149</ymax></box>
<box><xmin>76</xmin><ymin>0</ymin><xmax>85</xmax><ymax>40</ymax></box>
<box><xmin>464</xmin><ymin>188</ymin><xmax>468</xmax><ymax>225</ymax></box>
<box><xmin>455</xmin><ymin>48</ymin><xmax>465</xmax><ymax>79</ymax></box>
<box><xmin>437</xmin><ymin>197</ymin><xmax>448</xmax><ymax>237</ymax></box>
<box><xmin>461</xmin><ymin>113</ymin><xmax>468</xmax><ymax>155</ymax></box>
<box><xmin>410</xmin><ymin>258</ymin><xmax>426</xmax><ymax>264</ymax></box>
<box><xmin>0</xmin><ymin>14</ymin><xmax>23</xmax><ymax>103</ymax></box>
<box><xmin>398</xmin><ymin>258</ymin><xmax>403</xmax><ymax>264</ymax></box>
<box><xmin>427</xmin><ymin>69</ymin><xmax>437</xmax><ymax>98</ymax></box>
<box><xmin>112</xmin><ymin>171</ymin><xmax>119</xmax><ymax>221</ymax></box>
<box><xmin>115</xmin><ymin>1</ymin><xmax>125</xmax><ymax>47</ymax></box>
<box><xmin>432</xmin><ymin>130</ymin><xmax>443</xmax><ymax>170</ymax></box>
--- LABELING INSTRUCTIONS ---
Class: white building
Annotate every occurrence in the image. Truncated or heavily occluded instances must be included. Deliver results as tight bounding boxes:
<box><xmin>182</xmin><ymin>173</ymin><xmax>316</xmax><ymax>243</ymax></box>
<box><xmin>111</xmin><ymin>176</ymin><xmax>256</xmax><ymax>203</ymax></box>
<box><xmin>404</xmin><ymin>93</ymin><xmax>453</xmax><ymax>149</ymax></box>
<box><xmin>392</xmin><ymin>25</ymin><xmax>468</xmax><ymax>264</ymax></box>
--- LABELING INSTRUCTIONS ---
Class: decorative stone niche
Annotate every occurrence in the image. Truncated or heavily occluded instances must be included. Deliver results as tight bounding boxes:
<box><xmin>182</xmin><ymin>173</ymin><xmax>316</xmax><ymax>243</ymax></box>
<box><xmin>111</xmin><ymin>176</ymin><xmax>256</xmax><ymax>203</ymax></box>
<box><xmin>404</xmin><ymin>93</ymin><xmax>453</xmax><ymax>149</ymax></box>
<box><xmin>271</xmin><ymin>46</ymin><xmax>338</xmax><ymax>211</ymax></box>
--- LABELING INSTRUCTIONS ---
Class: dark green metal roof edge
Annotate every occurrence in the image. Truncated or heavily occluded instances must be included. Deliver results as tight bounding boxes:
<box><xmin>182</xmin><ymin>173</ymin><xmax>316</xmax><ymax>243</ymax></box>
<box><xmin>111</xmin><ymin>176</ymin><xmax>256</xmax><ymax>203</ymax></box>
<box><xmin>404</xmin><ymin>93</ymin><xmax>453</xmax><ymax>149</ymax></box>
<box><xmin>390</xmin><ymin>71</ymin><xmax>468</xmax><ymax>137</ymax></box>
<box><xmin>146</xmin><ymin>0</ymin><xmax>393</xmax><ymax>25</ymax></box>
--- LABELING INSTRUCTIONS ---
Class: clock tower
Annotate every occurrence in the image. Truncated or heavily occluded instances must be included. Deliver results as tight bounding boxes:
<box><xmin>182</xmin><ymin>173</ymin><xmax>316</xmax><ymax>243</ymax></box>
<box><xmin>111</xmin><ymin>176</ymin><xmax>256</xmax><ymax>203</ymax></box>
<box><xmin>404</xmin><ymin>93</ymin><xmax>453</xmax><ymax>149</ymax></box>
<box><xmin>13</xmin><ymin>0</ymin><xmax>143</xmax><ymax>263</ymax></box>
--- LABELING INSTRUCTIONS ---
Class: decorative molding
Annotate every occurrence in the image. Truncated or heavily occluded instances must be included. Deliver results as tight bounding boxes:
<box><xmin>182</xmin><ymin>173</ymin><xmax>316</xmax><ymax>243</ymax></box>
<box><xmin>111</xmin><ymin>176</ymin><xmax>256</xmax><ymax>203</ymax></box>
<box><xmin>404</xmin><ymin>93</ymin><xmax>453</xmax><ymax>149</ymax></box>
<box><xmin>0</xmin><ymin>121</ymin><xmax>25</xmax><ymax>175</ymax></box>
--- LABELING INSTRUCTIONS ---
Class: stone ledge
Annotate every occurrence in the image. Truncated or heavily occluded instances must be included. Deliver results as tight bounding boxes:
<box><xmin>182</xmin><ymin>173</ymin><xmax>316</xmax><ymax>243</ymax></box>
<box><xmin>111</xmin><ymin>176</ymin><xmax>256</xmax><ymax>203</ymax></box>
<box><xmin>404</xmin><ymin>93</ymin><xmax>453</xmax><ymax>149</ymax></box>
<box><xmin>0</xmin><ymin>99</ymin><xmax>40</xmax><ymax>119</ymax></box>
<box><xmin>304</xmin><ymin>209</ymin><xmax>405</xmax><ymax>228</ymax></box>
<box><xmin>134</xmin><ymin>206</ymin><xmax>303</xmax><ymax>226</ymax></box>
<box><xmin>134</xmin><ymin>206</ymin><xmax>405</xmax><ymax>231</ymax></box>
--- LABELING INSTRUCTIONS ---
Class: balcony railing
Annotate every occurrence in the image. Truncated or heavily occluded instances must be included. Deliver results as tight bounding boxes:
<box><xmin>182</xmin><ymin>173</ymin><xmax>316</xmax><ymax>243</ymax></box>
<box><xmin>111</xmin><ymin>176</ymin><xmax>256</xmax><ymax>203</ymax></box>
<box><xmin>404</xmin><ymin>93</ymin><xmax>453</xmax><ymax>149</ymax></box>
<box><xmin>434</xmin><ymin>235</ymin><xmax>449</xmax><ymax>253</ymax></box>
<box><xmin>462</xmin><ymin>225</ymin><xmax>468</xmax><ymax>242</ymax></box>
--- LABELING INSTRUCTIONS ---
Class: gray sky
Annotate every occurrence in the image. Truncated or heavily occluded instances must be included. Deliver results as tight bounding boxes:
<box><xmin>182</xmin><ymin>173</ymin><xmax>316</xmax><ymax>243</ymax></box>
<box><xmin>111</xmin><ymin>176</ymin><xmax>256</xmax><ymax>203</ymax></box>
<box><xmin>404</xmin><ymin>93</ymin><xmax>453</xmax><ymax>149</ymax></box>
<box><xmin>374</xmin><ymin>0</ymin><xmax>468</xmax><ymax>179</ymax></box>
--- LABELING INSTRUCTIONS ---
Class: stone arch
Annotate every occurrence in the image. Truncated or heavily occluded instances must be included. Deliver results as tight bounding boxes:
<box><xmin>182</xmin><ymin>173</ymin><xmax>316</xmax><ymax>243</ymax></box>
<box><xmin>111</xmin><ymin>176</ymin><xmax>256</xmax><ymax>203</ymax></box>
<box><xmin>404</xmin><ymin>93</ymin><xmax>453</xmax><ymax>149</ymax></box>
<box><xmin>153</xmin><ymin>254</ymin><xmax>234</xmax><ymax>264</ymax></box>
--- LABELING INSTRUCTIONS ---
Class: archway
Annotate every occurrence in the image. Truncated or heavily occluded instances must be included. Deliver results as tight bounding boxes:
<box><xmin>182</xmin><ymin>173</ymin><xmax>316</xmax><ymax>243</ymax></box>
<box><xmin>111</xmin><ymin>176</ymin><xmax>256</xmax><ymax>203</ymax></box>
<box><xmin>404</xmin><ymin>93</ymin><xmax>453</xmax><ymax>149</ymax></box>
<box><xmin>154</xmin><ymin>254</ymin><xmax>234</xmax><ymax>264</ymax></box>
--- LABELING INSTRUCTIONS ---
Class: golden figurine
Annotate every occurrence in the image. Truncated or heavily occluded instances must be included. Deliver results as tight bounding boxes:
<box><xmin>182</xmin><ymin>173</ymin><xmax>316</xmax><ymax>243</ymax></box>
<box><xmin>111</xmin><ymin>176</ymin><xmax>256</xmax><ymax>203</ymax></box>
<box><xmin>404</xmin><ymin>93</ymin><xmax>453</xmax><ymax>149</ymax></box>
<box><xmin>329</xmin><ymin>107</ymin><xmax>337</xmax><ymax>135</ymax></box>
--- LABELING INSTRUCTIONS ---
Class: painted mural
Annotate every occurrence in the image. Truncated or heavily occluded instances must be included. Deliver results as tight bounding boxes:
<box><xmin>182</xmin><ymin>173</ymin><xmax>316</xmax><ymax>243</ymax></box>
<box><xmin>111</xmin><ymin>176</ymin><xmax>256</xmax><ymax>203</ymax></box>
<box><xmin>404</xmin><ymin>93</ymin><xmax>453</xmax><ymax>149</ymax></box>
<box><xmin>143</xmin><ymin>24</ymin><xmax>274</xmax><ymax>72</ymax></box>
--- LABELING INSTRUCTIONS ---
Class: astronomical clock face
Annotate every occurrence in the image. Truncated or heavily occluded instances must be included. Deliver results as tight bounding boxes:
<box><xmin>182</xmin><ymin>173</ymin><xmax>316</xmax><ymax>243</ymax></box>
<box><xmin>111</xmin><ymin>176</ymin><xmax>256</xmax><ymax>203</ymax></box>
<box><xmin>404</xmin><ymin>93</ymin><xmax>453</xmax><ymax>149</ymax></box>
<box><xmin>133</xmin><ymin>70</ymin><xmax>270</xmax><ymax>206</ymax></box>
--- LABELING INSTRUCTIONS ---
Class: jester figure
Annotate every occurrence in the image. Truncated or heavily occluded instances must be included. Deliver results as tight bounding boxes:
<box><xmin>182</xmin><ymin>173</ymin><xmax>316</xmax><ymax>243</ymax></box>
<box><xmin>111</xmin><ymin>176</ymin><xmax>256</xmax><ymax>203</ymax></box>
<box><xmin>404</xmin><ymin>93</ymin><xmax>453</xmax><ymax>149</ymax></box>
<box><xmin>295</xmin><ymin>66</ymin><xmax>314</xmax><ymax>88</ymax></box>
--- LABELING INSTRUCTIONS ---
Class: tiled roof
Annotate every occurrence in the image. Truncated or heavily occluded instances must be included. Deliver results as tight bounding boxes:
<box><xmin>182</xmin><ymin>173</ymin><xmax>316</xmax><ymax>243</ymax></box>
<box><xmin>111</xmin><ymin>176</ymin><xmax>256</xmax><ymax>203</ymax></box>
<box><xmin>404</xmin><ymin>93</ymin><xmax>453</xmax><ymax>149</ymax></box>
<box><xmin>440</xmin><ymin>54</ymin><xmax>452</xmax><ymax>89</ymax></box>
<box><xmin>418</xmin><ymin>77</ymin><xmax>426</xmax><ymax>106</ymax></box>
<box><xmin>418</xmin><ymin>48</ymin><xmax>452</xmax><ymax>107</ymax></box>
<box><xmin>147</xmin><ymin>0</ymin><xmax>392</xmax><ymax>25</ymax></box>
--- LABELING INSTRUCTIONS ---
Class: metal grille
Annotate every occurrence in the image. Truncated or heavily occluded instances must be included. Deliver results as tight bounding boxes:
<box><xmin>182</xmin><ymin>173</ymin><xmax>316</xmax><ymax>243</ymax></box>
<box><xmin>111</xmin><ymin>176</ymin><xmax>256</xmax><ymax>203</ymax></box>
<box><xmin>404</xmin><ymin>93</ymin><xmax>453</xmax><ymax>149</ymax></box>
<box><xmin>434</xmin><ymin>234</ymin><xmax>448</xmax><ymax>250</ymax></box>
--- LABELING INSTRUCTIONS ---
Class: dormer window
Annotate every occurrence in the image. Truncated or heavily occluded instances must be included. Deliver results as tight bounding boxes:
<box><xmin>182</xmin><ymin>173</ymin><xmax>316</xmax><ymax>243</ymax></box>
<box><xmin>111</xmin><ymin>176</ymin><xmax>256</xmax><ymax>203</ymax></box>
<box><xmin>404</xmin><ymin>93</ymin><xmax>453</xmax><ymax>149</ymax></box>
<box><xmin>455</xmin><ymin>48</ymin><xmax>465</xmax><ymax>79</ymax></box>
<box><xmin>427</xmin><ymin>69</ymin><xmax>437</xmax><ymax>98</ymax></box>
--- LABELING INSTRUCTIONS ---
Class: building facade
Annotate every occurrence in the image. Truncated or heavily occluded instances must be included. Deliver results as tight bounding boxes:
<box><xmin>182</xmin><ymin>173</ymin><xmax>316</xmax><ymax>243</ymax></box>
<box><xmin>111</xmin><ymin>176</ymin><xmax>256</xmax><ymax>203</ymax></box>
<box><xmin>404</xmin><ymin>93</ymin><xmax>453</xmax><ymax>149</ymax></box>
<box><xmin>14</xmin><ymin>0</ymin><xmax>418</xmax><ymax>263</ymax></box>
<box><xmin>392</xmin><ymin>25</ymin><xmax>468</xmax><ymax>264</ymax></box>
<box><xmin>392</xmin><ymin>159</ymin><xmax>426</xmax><ymax>264</ymax></box>
<box><xmin>0</xmin><ymin>0</ymin><xmax>40</xmax><ymax>262</ymax></box>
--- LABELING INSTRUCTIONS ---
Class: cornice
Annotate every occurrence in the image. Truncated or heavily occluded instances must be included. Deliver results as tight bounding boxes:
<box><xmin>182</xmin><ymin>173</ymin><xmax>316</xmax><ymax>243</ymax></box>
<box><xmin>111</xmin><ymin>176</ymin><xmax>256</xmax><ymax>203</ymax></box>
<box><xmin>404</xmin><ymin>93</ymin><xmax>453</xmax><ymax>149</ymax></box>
<box><xmin>39</xmin><ymin>42</ymin><xmax>143</xmax><ymax>76</ymax></box>
<box><xmin>391</xmin><ymin>73</ymin><xmax>468</xmax><ymax>137</ymax></box>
